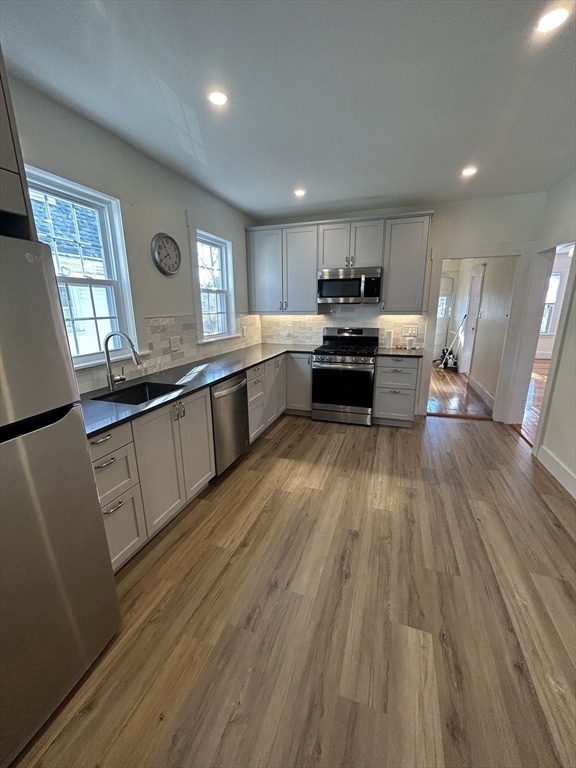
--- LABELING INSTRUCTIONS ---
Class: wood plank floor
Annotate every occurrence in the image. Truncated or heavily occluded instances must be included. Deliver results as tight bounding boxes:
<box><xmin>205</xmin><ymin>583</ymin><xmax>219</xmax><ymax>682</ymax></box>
<box><xmin>15</xmin><ymin>415</ymin><xmax>576</xmax><ymax>768</ymax></box>
<box><xmin>427</xmin><ymin>366</ymin><xmax>493</xmax><ymax>419</ymax></box>
<box><xmin>512</xmin><ymin>359</ymin><xmax>551</xmax><ymax>446</ymax></box>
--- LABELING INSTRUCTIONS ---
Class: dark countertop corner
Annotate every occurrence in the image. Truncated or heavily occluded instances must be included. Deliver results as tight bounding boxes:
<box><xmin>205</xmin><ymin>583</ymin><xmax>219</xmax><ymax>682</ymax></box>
<box><xmin>81</xmin><ymin>343</ymin><xmax>315</xmax><ymax>438</ymax></box>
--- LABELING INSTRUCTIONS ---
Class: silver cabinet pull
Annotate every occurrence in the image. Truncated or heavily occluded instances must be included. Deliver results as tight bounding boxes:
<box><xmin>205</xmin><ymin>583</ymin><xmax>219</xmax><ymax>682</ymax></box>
<box><xmin>390</xmin><ymin>368</ymin><xmax>404</xmax><ymax>372</ymax></box>
<box><xmin>279</xmin><ymin>300</ymin><xmax>282</xmax><ymax>310</ymax></box>
<box><xmin>253</xmin><ymin>379</ymin><xmax>260</xmax><ymax>384</ymax></box>
<box><xmin>173</xmin><ymin>403</ymin><xmax>179</xmax><ymax>420</ymax></box>
<box><xmin>179</xmin><ymin>401</ymin><xmax>186</xmax><ymax>418</ymax></box>
<box><xmin>95</xmin><ymin>456</ymin><xmax>116</xmax><ymax>469</ymax></box>
<box><xmin>283</xmin><ymin>300</ymin><xmax>288</xmax><ymax>310</ymax></box>
<box><xmin>90</xmin><ymin>432</ymin><xmax>112</xmax><ymax>445</ymax></box>
<box><xmin>392</xmin><ymin>357</ymin><xmax>404</xmax><ymax>361</ymax></box>
<box><xmin>388</xmin><ymin>390</ymin><xmax>403</xmax><ymax>394</ymax></box>
<box><xmin>308</xmin><ymin>356</ymin><xmax>311</xmax><ymax>364</ymax></box>
<box><xmin>381</xmin><ymin>300</ymin><xmax>385</xmax><ymax>310</ymax></box>
<box><xmin>103</xmin><ymin>500</ymin><xmax>123</xmax><ymax>516</ymax></box>
<box><xmin>253</xmin><ymin>366</ymin><xmax>260</xmax><ymax>371</ymax></box>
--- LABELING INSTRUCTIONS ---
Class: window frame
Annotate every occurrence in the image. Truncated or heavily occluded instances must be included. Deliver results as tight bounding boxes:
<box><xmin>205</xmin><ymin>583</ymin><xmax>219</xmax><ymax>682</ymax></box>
<box><xmin>539</xmin><ymin>272</ymin><xmax>562</xmax><ymax>335</ymax></box>
<box><xmin>25</xmin><ymin>166</ymin><xmax>138</xmax><ymax>368</ymax></box>
<box><xmin>194</xmin><ymin>229</ymin><xmax>236</xmax><ymax>343</ymax></box>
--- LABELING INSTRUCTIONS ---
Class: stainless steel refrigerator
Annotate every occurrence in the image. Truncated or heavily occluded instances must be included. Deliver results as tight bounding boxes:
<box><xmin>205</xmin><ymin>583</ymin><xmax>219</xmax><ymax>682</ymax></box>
<box><xmin>0</xmin><ymin>235</ymin><xmax>121</xmax><ymax>768</ymax></box>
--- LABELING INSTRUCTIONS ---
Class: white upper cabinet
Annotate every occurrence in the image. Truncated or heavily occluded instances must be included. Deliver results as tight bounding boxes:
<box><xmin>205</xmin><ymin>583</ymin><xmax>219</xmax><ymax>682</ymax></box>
<box><xmin>318</xmin><ymin>223</ymin><xmax>350</xmax><ymax>268</ymax></box>
<box><xmin>249</xmin><ymin>229</ymin><xmax>283</xmax><ymax>312</ymax></box>
<box><xmin>381</xmin><ymin>216</ymin><xmax>430</xmax><ymax>313</ymax></box>
<box><xmin>350</xmin><ymin>220</ymin><xmax>384</xmax><ymax>267</ymax></box>
<box><xmin>249</xmin><ymin>226</ymin><xmax>317</xmax><ymax>314</ymax></box>
<box><xmin>283</xmin><ymin>226</ymin><xmax>317</xmax><ymax>313</ymax></box>
<box><xmin>178</xmin><ymin>388</ymin><xmax>215</xmax><ymax>501</ymax></box>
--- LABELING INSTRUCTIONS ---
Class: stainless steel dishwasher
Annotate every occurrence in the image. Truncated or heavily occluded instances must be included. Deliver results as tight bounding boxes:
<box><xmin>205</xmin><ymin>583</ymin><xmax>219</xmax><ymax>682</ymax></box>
<box><xmin>211</xmin><ymin>372</ymin><xmax>250</xmax><ymax>475</ymax></box>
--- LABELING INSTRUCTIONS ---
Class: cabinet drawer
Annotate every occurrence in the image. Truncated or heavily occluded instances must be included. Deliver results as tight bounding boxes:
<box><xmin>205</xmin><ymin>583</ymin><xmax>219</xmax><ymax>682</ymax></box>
<box><xmin>376</xmin><ymin>366</ymin><xmax>417</xmax><ymax>390</ymax></box>
<box><xmin>247</xmin><ymin>374</ymin><xmax>266</xmax><ymax>406</ymax></box>
<box><xmin>93</xmin><ymin>442</ymin><xmax>139</xmax><ymax>507</ymax></box>
<box><xmin>373</xmin><ymin>388</ymin><xmax>416</xmax><ymax>421</ymax></box>
<box><xmin>88</xmin><ymin>422</ymin><xmax>133</xmax><ymax>462</ymax></box>
<box><xmin>377</xmin><ymin>356</ymin><xmax>419</xmax><ymax>370</ymax></box>
<box><xmin>102</xmin><ymin>484</ymin><xmax>147</xmax><ymax>571</ymax></box>
<box><xmin>247</xmin><ymin>363</ymin><xmax>265</xmax><ymax>381</ymax></box>
<box><xmin>249</xmin><ymin>398</ymin><xmax>266</xmax><ymax>444</ymax></box>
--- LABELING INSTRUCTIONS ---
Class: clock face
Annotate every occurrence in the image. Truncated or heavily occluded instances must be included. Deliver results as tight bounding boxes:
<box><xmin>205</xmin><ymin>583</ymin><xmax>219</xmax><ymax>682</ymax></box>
<box><xmin>152</xmin><ymin>233</ymin><xmax>181</xmax><ymax>276</ymax></box>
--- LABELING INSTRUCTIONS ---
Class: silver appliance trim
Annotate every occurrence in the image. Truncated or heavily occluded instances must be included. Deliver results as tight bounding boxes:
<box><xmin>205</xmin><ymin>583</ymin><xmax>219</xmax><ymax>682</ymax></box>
<box><xmin>213</xmin><ymin>378</ymin><xmax>247</xmax><ymax>399</ymax></box>
<box><xmin>317</xmin><ymin>296</ymin><xmax>380</xmax><ymax>304</ymax></box>
<box><xmin>317</xmin><ymin>267</ymin><xmax>382</xmax><ymax>279</ymax></box>
<box><xmin>312</xmin><ymin>362</ymin><xmax>374</xmax><ymax>372</ymax></box>
<box><xmin>312</xmin><ymin>409</ymin><xmax>372</xmax><ymax>426</ymax></box>
<box><xmin>313</xmin><ymin>402</ymin><xmax>372</xmax><ymax>415</ymax></box>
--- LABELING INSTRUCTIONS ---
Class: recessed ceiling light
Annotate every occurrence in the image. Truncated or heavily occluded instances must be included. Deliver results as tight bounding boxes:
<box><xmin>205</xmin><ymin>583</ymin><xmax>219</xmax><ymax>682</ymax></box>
<box><xmin>462</xmin><ymin>166</ymin><xmax>477</xmax><ymax>177</ymax></box>
<box><xmin>294</xmin><ymin>189</ymin><xmax>306</xmax><ymax>197</ymax></box>
<box><xmin>537</xmin><ymin>7</ymin><xmax>570</xmax><ymax>31</ymax></box>
<box><xmin>208</xmin><ymin>92</ymin><xmax>228</xmax><ymax>106</ymax></box>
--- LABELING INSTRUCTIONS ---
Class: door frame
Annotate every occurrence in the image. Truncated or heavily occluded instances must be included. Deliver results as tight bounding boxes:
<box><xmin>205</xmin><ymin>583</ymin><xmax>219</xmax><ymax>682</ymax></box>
<box><xmin>458</xmin><ymin>265</ymin><xmax>485</xmax><ymax>375</ymax></box>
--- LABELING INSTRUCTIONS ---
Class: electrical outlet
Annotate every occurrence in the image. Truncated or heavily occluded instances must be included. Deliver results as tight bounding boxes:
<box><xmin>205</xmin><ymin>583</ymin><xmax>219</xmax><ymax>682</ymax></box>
<box><xmin>170</xmin><ymin>336</ymin><xmax>181</xmax><ymax>352</ymax></box>
<box><xmin>403</xmin><ymin>326</ymin><xmax>418</xmax><ymax>336</ymax></box>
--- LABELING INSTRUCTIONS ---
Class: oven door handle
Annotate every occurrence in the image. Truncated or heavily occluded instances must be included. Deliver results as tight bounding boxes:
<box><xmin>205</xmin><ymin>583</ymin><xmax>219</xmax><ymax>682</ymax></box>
<box><xmin>312</xmin><ymin>362</ymin><xmax>375</xmax><ymax>372</ymax></box>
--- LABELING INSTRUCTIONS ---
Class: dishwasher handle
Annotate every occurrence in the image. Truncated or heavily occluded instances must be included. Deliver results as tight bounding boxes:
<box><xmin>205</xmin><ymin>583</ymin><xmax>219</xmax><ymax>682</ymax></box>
<box><xmin>213</xmin><ymin>378</ymin><xmax>247</xmax><ymax>399</ymax></box>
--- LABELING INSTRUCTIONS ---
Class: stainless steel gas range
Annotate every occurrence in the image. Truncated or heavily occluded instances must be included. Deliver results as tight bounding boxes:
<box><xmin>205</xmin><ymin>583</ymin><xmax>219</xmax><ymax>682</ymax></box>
<box><xmin>311</xmin><ymin>327</ymin><xmax>379</xmax><ymax>426</ymax></box>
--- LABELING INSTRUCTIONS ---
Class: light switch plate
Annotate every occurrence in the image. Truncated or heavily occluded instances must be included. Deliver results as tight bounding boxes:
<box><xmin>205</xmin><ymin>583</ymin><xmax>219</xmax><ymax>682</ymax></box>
<box><xmin>403</xmin><ymin>326</ymin><xmax>418</xmax><ymax>336</ymax></box>
<box><xmin>170</xmin><ymin>336</ymin><xmax>181</xmax><ymax>352</ymax></box>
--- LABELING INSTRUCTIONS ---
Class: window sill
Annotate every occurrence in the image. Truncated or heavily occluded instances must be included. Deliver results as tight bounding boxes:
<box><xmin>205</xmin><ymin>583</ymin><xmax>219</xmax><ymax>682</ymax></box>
<box><xmin>73</xmin><ymin>350</ymin><xmax>151</xmax><ymax>370</ymax></box>
<box><xmin>197</xmin><ymin>333</ymin><xmax>241</xmax><ymax>345</ymax></box>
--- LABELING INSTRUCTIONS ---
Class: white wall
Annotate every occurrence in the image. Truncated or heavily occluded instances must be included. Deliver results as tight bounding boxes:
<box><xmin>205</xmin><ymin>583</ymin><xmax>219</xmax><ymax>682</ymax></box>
<box><xmin>538</xmin><ymin>172</ymin><xmax>576</xmax><ymax>252</ymax></box>
<box><xmin>9</xmin><ymin>76</ymin><xmax>258</xmax><ymax>391</ymax></box>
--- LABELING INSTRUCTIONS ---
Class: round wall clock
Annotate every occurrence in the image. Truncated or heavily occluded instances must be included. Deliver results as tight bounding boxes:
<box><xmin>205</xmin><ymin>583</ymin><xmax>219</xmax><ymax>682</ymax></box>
<box><xmin>151</xmin><ymin>232</ymin><xmax>181</xmax><ymax>276</ymax></box>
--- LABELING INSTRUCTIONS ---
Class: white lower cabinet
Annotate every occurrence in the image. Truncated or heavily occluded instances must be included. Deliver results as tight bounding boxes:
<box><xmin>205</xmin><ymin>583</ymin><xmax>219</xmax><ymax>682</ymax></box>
<box><xmin>373</xmin><ymin>357</ymin><xmax>421</xmax><ymax>426</ymax></box>
<box><xmin>178</xmin><ymin>389</ymin><xmax>215</xmax><ymax>500</ymax></box>
<box><xmin>265</xmin><ymin>359</ymin><xmax>278</xmax><ymax>426</ymax></box>
<box><xmin>102</xmin><ymin>485</ymin><xmax>147</xmax><ymax>571</ymax></box>
<box><xmin>286</xmin><ymin>353</ymin><xmax>312</xmax><ymax>411</ymax></box>
<box><xmin>277</xmin><ymin>354</ymin><xmax>287</xmax><ymax>414</ymax></box>
<box><xmin>249</xmin><ymin>397</ymin><xmax>267</xmax><ymax>443</ymax></box>
<box><xmin>93</xmin><ymin>442</ymin><xmax>139</xmax><ymax>508</ymax></box>
<box><xmin>373</xmin><ymin>388</ymin><xmax>416</xmax><ymax>421</ymax></box>
<box><xmin>133</xmin><ymin>402</ymin><xmax>186</xmax><ymax>536</ymax></box>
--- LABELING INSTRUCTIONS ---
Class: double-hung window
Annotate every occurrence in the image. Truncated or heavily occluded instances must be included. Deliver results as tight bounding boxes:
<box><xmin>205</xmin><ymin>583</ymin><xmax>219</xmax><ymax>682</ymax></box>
<box><xmin>196</xmin><ymin>230</ymin><xmax>236</xmax><ymax>340</ymax></box>
<box><xmin>539</xmin><ymin>272</ymin><xmax>562</xmax><ymax>334</ymax></box>
<box><xmin>26</xmin><ymin>166</ymin><xmax>137</xmax><ymax>366</ymax></box>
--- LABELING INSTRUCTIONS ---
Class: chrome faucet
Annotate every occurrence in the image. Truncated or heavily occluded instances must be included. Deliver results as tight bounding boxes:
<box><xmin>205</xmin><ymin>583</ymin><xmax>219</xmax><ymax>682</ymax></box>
<box><xmin>103</xmin><ymin>332</ymin><xmax>143</xmax><ymax>390</ymax></box>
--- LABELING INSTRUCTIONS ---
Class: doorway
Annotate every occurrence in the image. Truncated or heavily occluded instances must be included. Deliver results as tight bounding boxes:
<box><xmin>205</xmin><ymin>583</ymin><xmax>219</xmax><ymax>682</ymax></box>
<box><xmin>513</xmin><ymin>242</ymin><xmax>574</xmax><ymax>445</ymax></box>
<box><xmin>427</xmin><ymin>256</ymin><xmax>517</xmax><ymax>419</ymax></box>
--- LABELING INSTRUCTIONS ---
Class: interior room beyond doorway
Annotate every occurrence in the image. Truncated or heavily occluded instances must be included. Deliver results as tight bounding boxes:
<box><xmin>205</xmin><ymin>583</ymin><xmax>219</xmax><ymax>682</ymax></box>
<box><xmin>428</xmin><ymin>255</ymin><xmax>518</xmax><ymax>419</ymax></box>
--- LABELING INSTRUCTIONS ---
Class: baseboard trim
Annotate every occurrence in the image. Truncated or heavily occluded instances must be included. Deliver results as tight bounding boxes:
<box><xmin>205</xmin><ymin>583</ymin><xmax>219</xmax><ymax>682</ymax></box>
<box><xmin>468</xmin><ymin>376</ymin><xmax>495</xmax><ymax>409</ymax></box>
<box><xmin>536</xmin><ymin>445</ymin><xmax>576</xmax><ymax>498</ymax></box>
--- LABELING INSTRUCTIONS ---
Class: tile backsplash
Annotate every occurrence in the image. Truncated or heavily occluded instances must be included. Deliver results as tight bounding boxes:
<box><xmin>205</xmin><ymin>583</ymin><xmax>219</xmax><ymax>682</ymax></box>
<box><xmin>260</xmin><ymin>306</ymin><xmax>426</xmax><ymax>348</ymax></box>
<box><xmin>75</xmin><ymin>313</ymin><xmax>261</xmax><ymax>394</ymax></box>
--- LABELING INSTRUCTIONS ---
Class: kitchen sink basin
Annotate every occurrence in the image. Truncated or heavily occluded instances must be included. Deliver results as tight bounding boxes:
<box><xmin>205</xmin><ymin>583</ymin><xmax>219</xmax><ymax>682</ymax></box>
<box><xmin>92</xmin><ymin>381</ymin><xmax>182</xmax><ymax>405</ymax></box>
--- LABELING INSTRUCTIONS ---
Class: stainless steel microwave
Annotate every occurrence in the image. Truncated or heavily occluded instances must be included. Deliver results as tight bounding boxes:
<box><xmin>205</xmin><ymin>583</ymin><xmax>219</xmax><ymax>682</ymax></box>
<box><xmin>317</xmin><ymin>267</ymin><xmax>382</xmax><ymax>304</ymax></box>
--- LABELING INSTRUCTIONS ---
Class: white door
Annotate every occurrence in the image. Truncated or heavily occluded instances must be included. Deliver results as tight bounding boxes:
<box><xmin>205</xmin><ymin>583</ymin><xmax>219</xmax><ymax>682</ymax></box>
<box><xmin>276</xmin><ymin>354</ymin><xmax>287</xmax><ymax>415</ymax></box>
<box><xmin>102</xmin><ymin>485</ymin><xmax>148</xmax><ymax>571</ymax></box>
<box><xmin>283</xmin><ymin>226</ymin><xmax>317</xmax><ymax>313</ymax></box>
<box><xmin>434</xmin><ymin>275</ymin><xmax>454</xmax><ymax>360</ymax></box>
<box><xmin>249</xmin><ymin>229</ymin><xmax>283</xmax><ymax>313</ymax></box>
<box><xmin>132</xmin><ymin>402</ymin><xmax>186</xmax><ymax>535</ymax></box>
<box><xmin>265</xmin><ymin>358</ymin><xmax>278</xmax><ymax>426</ymax></box>
<box><xmin>178</xmin><ymin>389</ymin><xmax>215</xmax><ymax>501</ymax></box>
<box><xmin>318</xmin><ymin>222</ymin><xmax>350</xmax><ymax>268</ymax></box>
<box><xmin>382</xmin><ymin>216</ymin><xmax>430</xmax><ymax>313</ymax></box>
<box><xmin>459</xmin><ymin>266</ymin><xmax>485</xmax><ymax>375</ymax></box>
<box><xmin>286</xmin><ymin>353</ymin><xmax>311</xmax><ymax>410</ymax></box>
<box><xmin>350</xmin><ymin>220</ymin><xmax>384</xmax><ymax>267</ymax></box>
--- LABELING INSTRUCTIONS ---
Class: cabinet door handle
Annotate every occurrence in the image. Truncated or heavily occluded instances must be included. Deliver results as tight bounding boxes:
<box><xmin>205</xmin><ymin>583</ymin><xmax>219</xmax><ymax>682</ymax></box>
<box><xmin>103</xmin><ymin>500</ymin><xmax>124</xmax><ymax>516</ymax></box>
<box><xmin>179</xmin><ymin>401</ymin><xmax>186</xmax><ymax>418</ymax></box>
<box><xmin>388</xmin><ymin>389</ymin><xmax>403</xmax><ymax>394</ymax></box>
<box><xmin>345</xmin><ymin>257</ymin><xmax>349</xmax><ymax>267</ymax></box>
<box><xmin>279</xmin><ymin>300</ymin><xmax>282</xmax><ymax>310</ymax></box>
<box><xmin>308</xmin><ymin>356</ymin><xmax>311</xmax><ymax>365</ymax></box>
<box><xmin>173</xmin><ymin>403</ymin><xmax>179</xmax><ymax>420</ymax></box>
<box><xmin>390</xmin><ymin>368</ymin><xmax>404</xmax><ymax>372</ymax></box>
<box><xmin>253</xmin><ymin>379</ymin><xmax>260</xmax><ymax>384</ymax></box>
<box><xmin>283</xmin><ymin>301</ymin><xmax>287</xmax><ymax>310</ymax></box>
<box><xmin>95</xmin><ymin>456</ymin><xmax>116</xmax><ymax>469</ymax></box>
<box><xmin>392</xmin><ymin>358</ymin><xmax>404</xmax><ymax>361</ymax></box>
<box><xmin>90</xmin><ymin>432</ymin><xmax>112</xmax><ymax>445</ymax></box>
<box><xmin>253</xmin><ymin>366</ymin><xmax>260</xmax><ymax>371</ymax></box>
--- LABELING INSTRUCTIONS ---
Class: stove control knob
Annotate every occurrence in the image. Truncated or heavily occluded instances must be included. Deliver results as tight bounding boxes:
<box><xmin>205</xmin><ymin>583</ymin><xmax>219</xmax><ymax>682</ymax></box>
<box><xmin>361</xmin><ymin>357</ymin><xmax>366</xmax><ymax>363</ymax></box>
<box><xmin>340</xmin><ymin>356</ymin><xmax>345</xmax><ymax>362</ymax></box>
<box><xmin>352</xmin><ymin>357</ymin><xmax>357</xmax><ymax>363</ymax></box>
<box><xmin>320</xmin><ymin>356</ymin><xmax>325</xmax><ymax>361</ymax></box>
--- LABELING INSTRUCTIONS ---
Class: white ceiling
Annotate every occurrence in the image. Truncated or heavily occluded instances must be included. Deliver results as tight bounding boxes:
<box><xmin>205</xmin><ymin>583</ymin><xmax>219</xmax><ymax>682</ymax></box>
<box><xmin>1</xmin><ymin>0</ymin><xmax>575</xmax><ymax>218</ymax></box>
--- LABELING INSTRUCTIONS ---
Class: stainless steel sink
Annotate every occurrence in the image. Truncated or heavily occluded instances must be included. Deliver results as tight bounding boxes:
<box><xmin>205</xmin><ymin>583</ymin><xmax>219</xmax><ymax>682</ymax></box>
<box><xmin>92</xmin><ymin>381</ymin><xmax>181</xmax><ymax>405</ymax></box>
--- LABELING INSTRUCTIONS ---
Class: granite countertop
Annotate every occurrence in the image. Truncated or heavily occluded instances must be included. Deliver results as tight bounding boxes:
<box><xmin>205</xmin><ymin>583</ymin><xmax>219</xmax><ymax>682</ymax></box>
<box><xmin>81</xmin><ymin>343</ymin><xmax>315</xmax><ymax>438</ymax></box>
<box><xmin>375</xmin><ymin>348</ymin><xmax>424</xmax><ymax>357</ymax></box>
